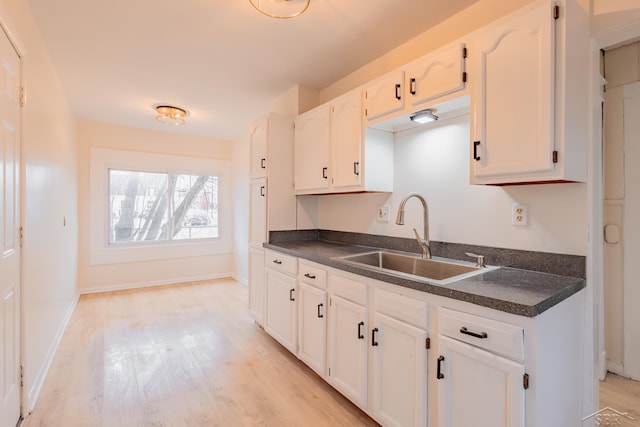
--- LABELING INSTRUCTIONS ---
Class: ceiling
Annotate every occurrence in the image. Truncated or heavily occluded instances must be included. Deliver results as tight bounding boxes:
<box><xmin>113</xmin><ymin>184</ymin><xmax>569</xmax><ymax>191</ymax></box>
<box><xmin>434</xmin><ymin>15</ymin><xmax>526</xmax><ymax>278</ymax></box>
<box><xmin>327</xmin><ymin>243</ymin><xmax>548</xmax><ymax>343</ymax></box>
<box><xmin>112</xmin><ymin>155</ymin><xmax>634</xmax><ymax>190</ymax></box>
<box><xmin>27</xmin><ymin>0</ymin><xmax>477</xmax><ymax>140</ymax></box>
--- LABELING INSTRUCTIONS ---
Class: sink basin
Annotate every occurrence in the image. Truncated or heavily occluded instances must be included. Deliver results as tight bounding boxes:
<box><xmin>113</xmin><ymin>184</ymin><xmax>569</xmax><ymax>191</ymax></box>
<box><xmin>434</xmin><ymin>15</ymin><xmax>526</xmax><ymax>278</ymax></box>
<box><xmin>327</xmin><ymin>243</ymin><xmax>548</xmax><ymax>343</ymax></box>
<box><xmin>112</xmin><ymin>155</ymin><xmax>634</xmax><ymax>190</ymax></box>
<box><xmin>335</xmin><ymin>251</ymin><xmax>494</xmax><ymax>284</ymax></box>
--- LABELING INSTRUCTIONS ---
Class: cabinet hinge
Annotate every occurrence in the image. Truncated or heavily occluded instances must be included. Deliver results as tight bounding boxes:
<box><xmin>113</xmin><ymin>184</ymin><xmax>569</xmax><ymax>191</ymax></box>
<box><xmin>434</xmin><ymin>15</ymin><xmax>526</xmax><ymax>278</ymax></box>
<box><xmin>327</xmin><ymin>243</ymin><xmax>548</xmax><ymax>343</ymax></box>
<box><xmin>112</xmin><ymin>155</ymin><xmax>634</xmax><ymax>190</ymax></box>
<box><xmin>523</xmin><ymin>373</ymin><xmax>529</xmax><ymax>390</ymax></box>
<box><xmin>328</xmin><ymin>368</ymin><xmax>331</xmax><ymax>376</ymax></box>
<box><xmin>19</xmin><ymin>86</ymin><xmax>25</xmax><ymax>107</ymax></box>
<box><xmin>20</xmin><ymin>365</ymin><xmax>24</xmax><ymax>387</ymax></box>
<box><xmin>552</xmin><ymin>150</ymin><xmax>558</xmax><ymax>163</ymax></box>
<box><xmin>462</xmin><ymin>47</ymin><xmax>467</xmax><ymax>59</ymax></box>
<box><xmin>329</xmin><ymin>298</ymin><xmax>332</xmax><ymax>306</ymax></box>
<box><xmin>553</xmin><ymin>5</ymin><xmax>560</xmax><ymax>20</ymax></box>
<box><xmin>19</xmin><ymin>226</ymin><xmax>23</xmax><ymax>247</ymax></box>
<box><xmin>425</xmin><ymin>337</ymin><xmax>431</xmax><ymax>350</ymax></box>
<box><xmin>365</xmin><ymin>108</ymin><xmax>368</xmax><ymax>117</ymax></box>
<box><xmin>462</xmin><ymin>72</ymin><xmax>467</xmax><ymax>83</ymax></box>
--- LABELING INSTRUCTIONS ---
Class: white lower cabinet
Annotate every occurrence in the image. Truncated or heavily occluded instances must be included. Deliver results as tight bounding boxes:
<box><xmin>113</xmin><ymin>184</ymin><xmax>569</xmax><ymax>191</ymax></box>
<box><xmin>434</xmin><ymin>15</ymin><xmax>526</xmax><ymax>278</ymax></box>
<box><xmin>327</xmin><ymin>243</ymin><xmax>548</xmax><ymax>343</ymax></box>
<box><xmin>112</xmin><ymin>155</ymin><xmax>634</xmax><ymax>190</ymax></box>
<box><xmin>248</xmin><ymin>247</ymin><xmax>265</xmax><ymax>324</ymax></box>
<box><xmin>265</xmin><ymin>268</ymin><xmax>298</xmax><ymax>354</ymax></box>
<box><xmin>259</xmin><ymin>251</ymin><xmax>584</xmax><ymax>427</ymax></box>
<box><xmin>328</xmin><ymin>294</ymin><xmax>369</xmax><ymax>408</ymax></box>
<box><xmin>298</xmin><ymin>282</ymin><xmax>327</xmax><ymax>376</ymax></box>
<box><xmin>372</xmin><ymin>312</ymin><xmax>428</xmax><ymax>427</ymax></box>
<box><xmin>437</xmin><ymin>335</ymin><xmax>525</xmax><ymax>427</ymax></box>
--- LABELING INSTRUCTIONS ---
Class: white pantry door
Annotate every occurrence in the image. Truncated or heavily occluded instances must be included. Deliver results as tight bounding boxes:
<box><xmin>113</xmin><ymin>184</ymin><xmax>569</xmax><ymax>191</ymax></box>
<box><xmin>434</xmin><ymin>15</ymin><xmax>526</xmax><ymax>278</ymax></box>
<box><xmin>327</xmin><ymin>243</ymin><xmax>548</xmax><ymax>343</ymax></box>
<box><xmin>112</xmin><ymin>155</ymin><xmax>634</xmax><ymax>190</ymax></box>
<box><xmin>0</xmin><ymin>25</ymin><xmax>21</xmax><ymax>427</ymax></box>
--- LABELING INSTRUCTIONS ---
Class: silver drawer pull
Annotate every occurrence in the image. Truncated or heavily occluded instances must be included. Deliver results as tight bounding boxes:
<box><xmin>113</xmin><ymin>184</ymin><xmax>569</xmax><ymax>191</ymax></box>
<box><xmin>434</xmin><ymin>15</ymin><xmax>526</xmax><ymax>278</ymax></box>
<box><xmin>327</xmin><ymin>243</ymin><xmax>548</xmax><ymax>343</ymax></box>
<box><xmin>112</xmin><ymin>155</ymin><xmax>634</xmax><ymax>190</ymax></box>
<box><xmin>304</xmin><ymin>273</ymin><xmax>316</xmax><ymax>279</ymax></box>
<box><xmin>460</xmin><ymin>326</ymin><xmax>488</xmax><ymax>339</ymax></box>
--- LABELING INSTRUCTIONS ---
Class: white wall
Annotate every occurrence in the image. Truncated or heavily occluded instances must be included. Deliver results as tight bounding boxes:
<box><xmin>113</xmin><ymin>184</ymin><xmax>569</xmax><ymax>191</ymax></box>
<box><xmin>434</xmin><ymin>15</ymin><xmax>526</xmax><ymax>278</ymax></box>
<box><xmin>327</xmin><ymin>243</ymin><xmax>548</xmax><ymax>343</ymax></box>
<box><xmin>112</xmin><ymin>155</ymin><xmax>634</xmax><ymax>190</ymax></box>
<box><xmin>77</xmin><ymin>120</ymin><xmax>234</xmax><ymax>292</ymax></box>
<box><xmin>318</xmin><ymin>115</ymin><xmax>588</xmax><ymax>256</ymax></box>
<box><xmin>0</xmin><ymin>0</ymin><xmax>79</xmax><ymax>412</ymax></box>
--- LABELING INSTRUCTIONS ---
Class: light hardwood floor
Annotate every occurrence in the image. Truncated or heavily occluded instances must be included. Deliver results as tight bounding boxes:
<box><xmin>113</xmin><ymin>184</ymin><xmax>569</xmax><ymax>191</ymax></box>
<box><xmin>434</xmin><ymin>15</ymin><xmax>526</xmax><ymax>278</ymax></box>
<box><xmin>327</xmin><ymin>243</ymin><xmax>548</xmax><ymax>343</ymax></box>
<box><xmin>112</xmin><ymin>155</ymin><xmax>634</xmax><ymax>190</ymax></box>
<box><xmin>600</xmin><ymin>372</ymin><xmax>640</xmax><ymax>421</ymax></box>
<box><xmin>22</xmin><ymin>278</ymin><xmax>640</xmax><ymax>427</ymax></box>
<box><xmin>22</xmin><ymin>279</ymin><xmax>378</xmax><ymax>427</ymax></box>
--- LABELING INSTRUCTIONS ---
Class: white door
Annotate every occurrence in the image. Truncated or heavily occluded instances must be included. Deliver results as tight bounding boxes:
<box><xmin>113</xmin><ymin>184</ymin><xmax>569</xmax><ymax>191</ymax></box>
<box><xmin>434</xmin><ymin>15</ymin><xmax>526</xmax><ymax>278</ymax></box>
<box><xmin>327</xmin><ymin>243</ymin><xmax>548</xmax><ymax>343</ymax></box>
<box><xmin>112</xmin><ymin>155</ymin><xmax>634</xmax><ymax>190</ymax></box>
<box><xmin>437</xmin><ymin>336</ymin><xmax>525</xmax><ymax>427</ymax></box>
<box><xmin>622</xmin><ymin>82</ymin><xmax>640</xmax><ymax>380</ymax></box>
<box><xmin>0</xmin><ymin>26</ymin><xmax>21</xmax><ymax>427</ymax></box>
<box><xmin>371</xmin><ymin>312</ymin><xmax>428</xmax><ymax>427</ymax></box>
<box><xmin>297</xmin><ymin>283</ymin><xmax>327</xmax><ymax>376</ymax></box>
<box><xmin>327</xmin><ymin>295</ymin><xmax>368</xmax><ymax>409</ymax></box>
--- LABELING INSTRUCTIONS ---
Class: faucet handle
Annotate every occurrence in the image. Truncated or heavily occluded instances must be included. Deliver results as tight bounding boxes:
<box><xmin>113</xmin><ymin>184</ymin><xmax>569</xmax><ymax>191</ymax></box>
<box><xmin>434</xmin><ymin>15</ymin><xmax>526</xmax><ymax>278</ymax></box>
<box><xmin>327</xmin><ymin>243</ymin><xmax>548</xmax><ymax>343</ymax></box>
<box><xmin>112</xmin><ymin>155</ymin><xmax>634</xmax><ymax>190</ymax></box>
<box><xmin>466</xmin><ymin>252</ymin><xmax>486</xmax><ymax>268</ymax></box>
<box><xmin>412</xmin><ymin>228</ymin><xmax>423</xmax><ymax>242</ymax></box>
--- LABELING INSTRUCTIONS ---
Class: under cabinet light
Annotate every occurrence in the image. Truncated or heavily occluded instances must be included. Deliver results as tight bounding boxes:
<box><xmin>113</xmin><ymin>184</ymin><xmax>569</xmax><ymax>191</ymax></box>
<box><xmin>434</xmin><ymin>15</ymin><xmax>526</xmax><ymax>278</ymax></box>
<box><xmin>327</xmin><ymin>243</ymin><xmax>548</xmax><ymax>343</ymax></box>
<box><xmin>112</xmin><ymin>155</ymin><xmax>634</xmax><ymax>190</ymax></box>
<box><xmin>410</xmin><ymin>109</ymin><xmax>439</xmax><ymax>124</ymax></box>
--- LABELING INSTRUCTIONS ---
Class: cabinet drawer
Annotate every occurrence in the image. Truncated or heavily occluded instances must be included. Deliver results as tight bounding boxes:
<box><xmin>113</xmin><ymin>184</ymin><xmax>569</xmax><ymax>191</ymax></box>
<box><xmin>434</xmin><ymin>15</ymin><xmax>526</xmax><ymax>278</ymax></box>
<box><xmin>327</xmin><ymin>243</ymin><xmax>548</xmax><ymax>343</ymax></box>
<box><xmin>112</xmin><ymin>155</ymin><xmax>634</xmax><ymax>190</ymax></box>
<box><xmin>438</xmin><ymin>307</ymin><xmax>524</xmax><ymax>362</ymax></box>
<box><xmin>374</xmin><ymin>288</ymin><xmax>428</xmax><ymax>329</ymax></box>
<box><xmin>329</xmin><ymin>272</ymin><xmax>368</xmax><ymax>306</ymax></box>
<box><xmin>298</xmin><ymin>260</ymin><xmax>327</xmax><ymax>289</ymax></box>
<box><xmin>265</xmin><ymin>250</ymin><xmax>297</xmax><ymax>276</ymax></box>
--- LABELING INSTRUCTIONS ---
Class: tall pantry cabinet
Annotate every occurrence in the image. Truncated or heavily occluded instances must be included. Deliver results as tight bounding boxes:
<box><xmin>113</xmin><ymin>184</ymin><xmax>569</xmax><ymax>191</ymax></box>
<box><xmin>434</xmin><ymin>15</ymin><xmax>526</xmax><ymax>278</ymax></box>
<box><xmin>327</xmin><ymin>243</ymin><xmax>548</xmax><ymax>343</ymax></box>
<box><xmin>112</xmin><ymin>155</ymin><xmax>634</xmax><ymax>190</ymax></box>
<box><xmin>248</xmin><ymin>113</ymin><xmax>296</xmax><ymax>325</ymax></box>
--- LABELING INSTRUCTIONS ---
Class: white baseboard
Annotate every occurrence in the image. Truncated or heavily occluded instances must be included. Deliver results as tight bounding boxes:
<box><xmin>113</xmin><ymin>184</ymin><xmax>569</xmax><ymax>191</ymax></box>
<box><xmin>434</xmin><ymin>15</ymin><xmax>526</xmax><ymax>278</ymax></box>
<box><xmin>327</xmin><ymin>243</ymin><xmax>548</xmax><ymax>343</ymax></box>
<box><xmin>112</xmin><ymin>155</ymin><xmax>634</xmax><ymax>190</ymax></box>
<box><xmin>606</xmin><ymin>359</ymin><xmax>624</xmax><ymax>378</ymax></box>
<box><xmin>599</xmin><ymin>350</ymin><xmax>607</xmax><ymax>381</ymax></box>
<box><xmin>233</xmin><ymin>274</ymin><xmax>248</xmax><ymax>286</ymax></box>
<box><xmin>79</xmin><ymin>273</ymin><xmax>235</xmax><ymax>295</ymax></box>
<box><xmin>25</xmin><ymin>293</ymin><xmax>79</xmax><ymax>414</ymax></box>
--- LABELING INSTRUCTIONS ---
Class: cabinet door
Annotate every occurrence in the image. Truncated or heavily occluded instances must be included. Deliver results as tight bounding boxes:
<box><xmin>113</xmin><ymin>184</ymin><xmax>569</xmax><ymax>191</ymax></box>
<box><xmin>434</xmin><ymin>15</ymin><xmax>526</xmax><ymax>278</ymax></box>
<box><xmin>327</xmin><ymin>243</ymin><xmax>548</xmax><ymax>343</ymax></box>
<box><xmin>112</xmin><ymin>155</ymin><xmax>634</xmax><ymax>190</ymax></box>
<box><xmin>298</xmin><ymin>283</ymin><xmax>327</xmax><ymax>376</ymax></box>
<box><xmin>249</xmin><ymin>117</ymin><xmax>268</xmax><ymax>179</ymax></box>
<box><xmin>294</xmin><ymin>106</ymin><xmax>330</xmax><ymax>193</ymax></box>
<box><xmin>265</xmin><ymin>269</ymin><xmax>298</xmax><ymax>353</ymax></box>
<box><xmin>406</xmin><ymin>43</ymin><xmax>466</xmax><ymax>108</ymax></box>
<box><xmin>331</xmin><ymin>91</ymin><xmax>363</xmax><ymax>190</ymax></box>
<box><xmin>327</xmin><ymin>295</ymin><xmax>368</xmax><ymax>409</ymax></box>
<box><xmin>364</xmin><ymin>70</ymin><xmax>405</xmax><ymax>122</ymax></box>
<box><xmin>249</xmin><ymin>178</ymin><xmax>266</xmax><ymax>245</ymax></box>
<box><xmin>372</xmin><ymin>313</ymin><xmax>428</xmax><ymax>427</ymax></box>
<box><xmin>248</xmin><ymin>247</ymin><xmax>265</xmax><ymax>324</ymax></box>
<box><xmin>471</xmin><ymin>1</ymin><xmax>555</xmax><ymax>180</ymax></box>
<box><xmin>437</xmin><ymin>335</ymin><xmax>525</xmax><ymax>427</ymax></box>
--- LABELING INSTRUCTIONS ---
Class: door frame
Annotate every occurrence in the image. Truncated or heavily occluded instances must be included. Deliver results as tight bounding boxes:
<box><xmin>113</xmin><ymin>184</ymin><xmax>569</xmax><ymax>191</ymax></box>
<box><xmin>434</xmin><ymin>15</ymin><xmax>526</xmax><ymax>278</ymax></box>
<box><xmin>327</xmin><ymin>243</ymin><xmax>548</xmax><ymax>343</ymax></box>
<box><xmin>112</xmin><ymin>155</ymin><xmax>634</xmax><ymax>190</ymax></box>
<box><xmin>593</xmin><ymin>12</ymin><xmax>640</xmax><ymax>411</ymax></box>
<box><xmin>0</xmin><ymin>10</ymin><xmax>26</xmax><ymax>421</ymax></box>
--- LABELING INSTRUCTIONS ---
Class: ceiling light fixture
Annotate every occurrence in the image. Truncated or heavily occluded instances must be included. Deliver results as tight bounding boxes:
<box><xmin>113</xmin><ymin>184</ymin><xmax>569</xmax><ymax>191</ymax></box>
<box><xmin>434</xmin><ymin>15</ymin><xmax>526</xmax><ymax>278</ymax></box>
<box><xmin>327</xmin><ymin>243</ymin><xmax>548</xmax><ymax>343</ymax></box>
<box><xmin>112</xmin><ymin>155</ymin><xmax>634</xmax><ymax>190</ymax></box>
<box><xmin>155</xmin><ymin>105</ymin><xmax>188</xmax><ymax>126</ymax></box>
<box><xmin>410</xmin><ymin>108</ymin><xmax>439</xmax><ymax>124</ymax></box>
<box><xmin>249</xmin><ymin>0</ymin><xmax>310</xmax><ymax>19</ymax></box>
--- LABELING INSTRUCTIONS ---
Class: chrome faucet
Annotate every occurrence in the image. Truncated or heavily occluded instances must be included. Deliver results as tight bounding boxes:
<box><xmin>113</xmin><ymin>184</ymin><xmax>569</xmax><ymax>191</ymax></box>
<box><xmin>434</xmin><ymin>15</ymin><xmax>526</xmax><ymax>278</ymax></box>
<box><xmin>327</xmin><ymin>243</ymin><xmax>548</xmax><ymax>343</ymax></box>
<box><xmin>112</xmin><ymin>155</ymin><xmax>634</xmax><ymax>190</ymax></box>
<box><xmin>396</xmin><ymin>193</ymin><xmax>431</xmax><ymax>259</ymax></box>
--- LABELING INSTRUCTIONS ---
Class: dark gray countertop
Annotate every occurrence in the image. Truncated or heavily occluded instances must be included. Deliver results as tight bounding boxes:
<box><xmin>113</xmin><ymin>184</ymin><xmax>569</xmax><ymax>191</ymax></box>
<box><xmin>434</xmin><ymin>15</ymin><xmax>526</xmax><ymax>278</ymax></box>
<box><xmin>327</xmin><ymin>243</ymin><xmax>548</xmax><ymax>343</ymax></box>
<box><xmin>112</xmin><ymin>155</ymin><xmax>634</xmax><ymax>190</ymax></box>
<box><xmin>263</xmin><ymin>240</ymin><xmax>585</xmax><ymax>317</ymax></box>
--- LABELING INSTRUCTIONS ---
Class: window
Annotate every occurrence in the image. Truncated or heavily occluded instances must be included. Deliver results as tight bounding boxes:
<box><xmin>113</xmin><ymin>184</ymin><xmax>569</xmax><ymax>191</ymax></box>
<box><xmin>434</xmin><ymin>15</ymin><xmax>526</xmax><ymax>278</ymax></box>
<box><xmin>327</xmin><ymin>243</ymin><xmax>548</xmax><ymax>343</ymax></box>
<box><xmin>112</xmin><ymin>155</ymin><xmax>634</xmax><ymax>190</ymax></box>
<box><xmin>90</xmin><ymin>148</ymin><xmax>231</xmax><ymax>265</ymax></box>
<box><xmin>108</xmin><ymin>170</ymin><xmax>219</xmax><ymax>243</ymax></box>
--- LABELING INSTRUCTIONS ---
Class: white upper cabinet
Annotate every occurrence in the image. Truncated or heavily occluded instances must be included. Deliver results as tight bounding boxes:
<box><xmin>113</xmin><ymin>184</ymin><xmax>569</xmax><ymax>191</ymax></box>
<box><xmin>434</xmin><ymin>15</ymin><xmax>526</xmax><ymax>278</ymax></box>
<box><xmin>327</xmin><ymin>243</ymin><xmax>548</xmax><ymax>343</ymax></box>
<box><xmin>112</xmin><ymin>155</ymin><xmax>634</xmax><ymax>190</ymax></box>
<box><xmin>295</xmin><ymin>91</ymin><xmax>393</xmax><ymax>195</ymax></box>
<box><xmin>294</xmin><ymin>106</ymin><xmax>331</xmax><ymax>193</ymax></box>
<box><xmin>248</xmin><ymin>113</ymin><xmax>296</xmax><ymax>240</ymax></box>
<box><xmin>364</xmin><ymin>71</ymin><xmax>405</xmax><ymax>122</ymax></box>
<box><xmin>331</xmin><ymin>91</ymin><xmax>363</xmax><ymax>190</ymax></box>
<box><xmin>405</xmin><ymin>43</ymin><xmax>467</xmax><ymax>109</ymax></box>
<box><xmin>249</xmin><ymin>117</ymin><xmax>268</xmax><ymax>179</ymax></box>
<box><xmin>470</xmin><ymin>0</ymin><xmax>589</xmax><ymax>184</ymax></box>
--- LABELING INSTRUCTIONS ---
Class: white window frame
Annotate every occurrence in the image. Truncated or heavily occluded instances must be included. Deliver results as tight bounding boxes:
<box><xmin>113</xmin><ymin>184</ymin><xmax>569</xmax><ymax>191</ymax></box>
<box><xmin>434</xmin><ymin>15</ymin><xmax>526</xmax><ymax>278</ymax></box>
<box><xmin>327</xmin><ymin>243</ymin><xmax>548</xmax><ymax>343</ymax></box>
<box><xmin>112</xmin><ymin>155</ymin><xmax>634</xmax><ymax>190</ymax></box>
<box><xmin>90</xmin><ymin>148</ymin><xmax>232</xmax><ymax>265</ymax></box>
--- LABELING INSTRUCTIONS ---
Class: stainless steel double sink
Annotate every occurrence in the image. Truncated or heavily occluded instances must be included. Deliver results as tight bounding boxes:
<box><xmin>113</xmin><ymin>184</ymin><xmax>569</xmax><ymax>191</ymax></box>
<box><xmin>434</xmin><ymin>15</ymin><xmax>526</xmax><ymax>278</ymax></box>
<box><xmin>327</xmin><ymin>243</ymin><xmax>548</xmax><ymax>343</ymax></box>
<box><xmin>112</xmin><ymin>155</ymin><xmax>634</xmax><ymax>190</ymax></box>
<box><xmin>334</xmin><ymin>250</ymin><xmax>496</xmax><ymax>285</ymax></box>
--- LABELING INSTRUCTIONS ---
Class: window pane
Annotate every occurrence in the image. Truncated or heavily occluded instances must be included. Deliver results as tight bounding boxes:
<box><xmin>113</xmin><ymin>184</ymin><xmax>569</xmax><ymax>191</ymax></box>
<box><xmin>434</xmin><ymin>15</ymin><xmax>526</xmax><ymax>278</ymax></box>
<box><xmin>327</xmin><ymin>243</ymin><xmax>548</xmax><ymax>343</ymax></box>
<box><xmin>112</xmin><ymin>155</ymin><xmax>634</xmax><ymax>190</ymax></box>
<box><xmin>171</xmin><ymin>175</ymin><xmax>219</xmax><ymax>240</ymax></box>
<box><xmin>109</xmin><ymin>170</ymin><xmax>169</xmax><ymax>243</ymax></box>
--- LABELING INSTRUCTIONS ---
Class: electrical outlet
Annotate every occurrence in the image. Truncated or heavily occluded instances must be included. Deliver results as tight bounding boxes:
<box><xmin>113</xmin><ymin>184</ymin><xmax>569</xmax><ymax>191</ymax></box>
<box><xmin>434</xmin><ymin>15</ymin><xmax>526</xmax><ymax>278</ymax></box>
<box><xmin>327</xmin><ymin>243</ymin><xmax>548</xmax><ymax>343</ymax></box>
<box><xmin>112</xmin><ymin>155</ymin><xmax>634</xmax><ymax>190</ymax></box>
<box><xmin>377</xmin><ymin>205</ymin><xmax>390</xmax><ymax>223</ymax></box>
<box><xmin>512</xmin><ymin>204</ymin><xmax>529</xmax><ymax>226</ymax></box>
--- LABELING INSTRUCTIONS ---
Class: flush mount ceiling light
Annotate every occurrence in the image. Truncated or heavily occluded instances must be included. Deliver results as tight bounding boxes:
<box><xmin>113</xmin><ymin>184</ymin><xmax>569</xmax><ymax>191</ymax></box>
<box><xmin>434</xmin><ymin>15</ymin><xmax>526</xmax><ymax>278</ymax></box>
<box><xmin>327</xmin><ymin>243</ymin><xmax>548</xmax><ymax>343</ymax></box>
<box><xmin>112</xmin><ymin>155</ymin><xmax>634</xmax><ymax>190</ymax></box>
<box><xmin>410</xmin><ymin>108</ymin><xmax>439</xmax><ymax>124</ymax></box>
<box><xmin>249</xmin><ymin>0</ymin><xmax>310</xmax><ymax>19</ymax></box>
<box><xmin>154</xmin><ymin>105</ymin><xmax>188</xmax><ymax>126</ymax></box>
